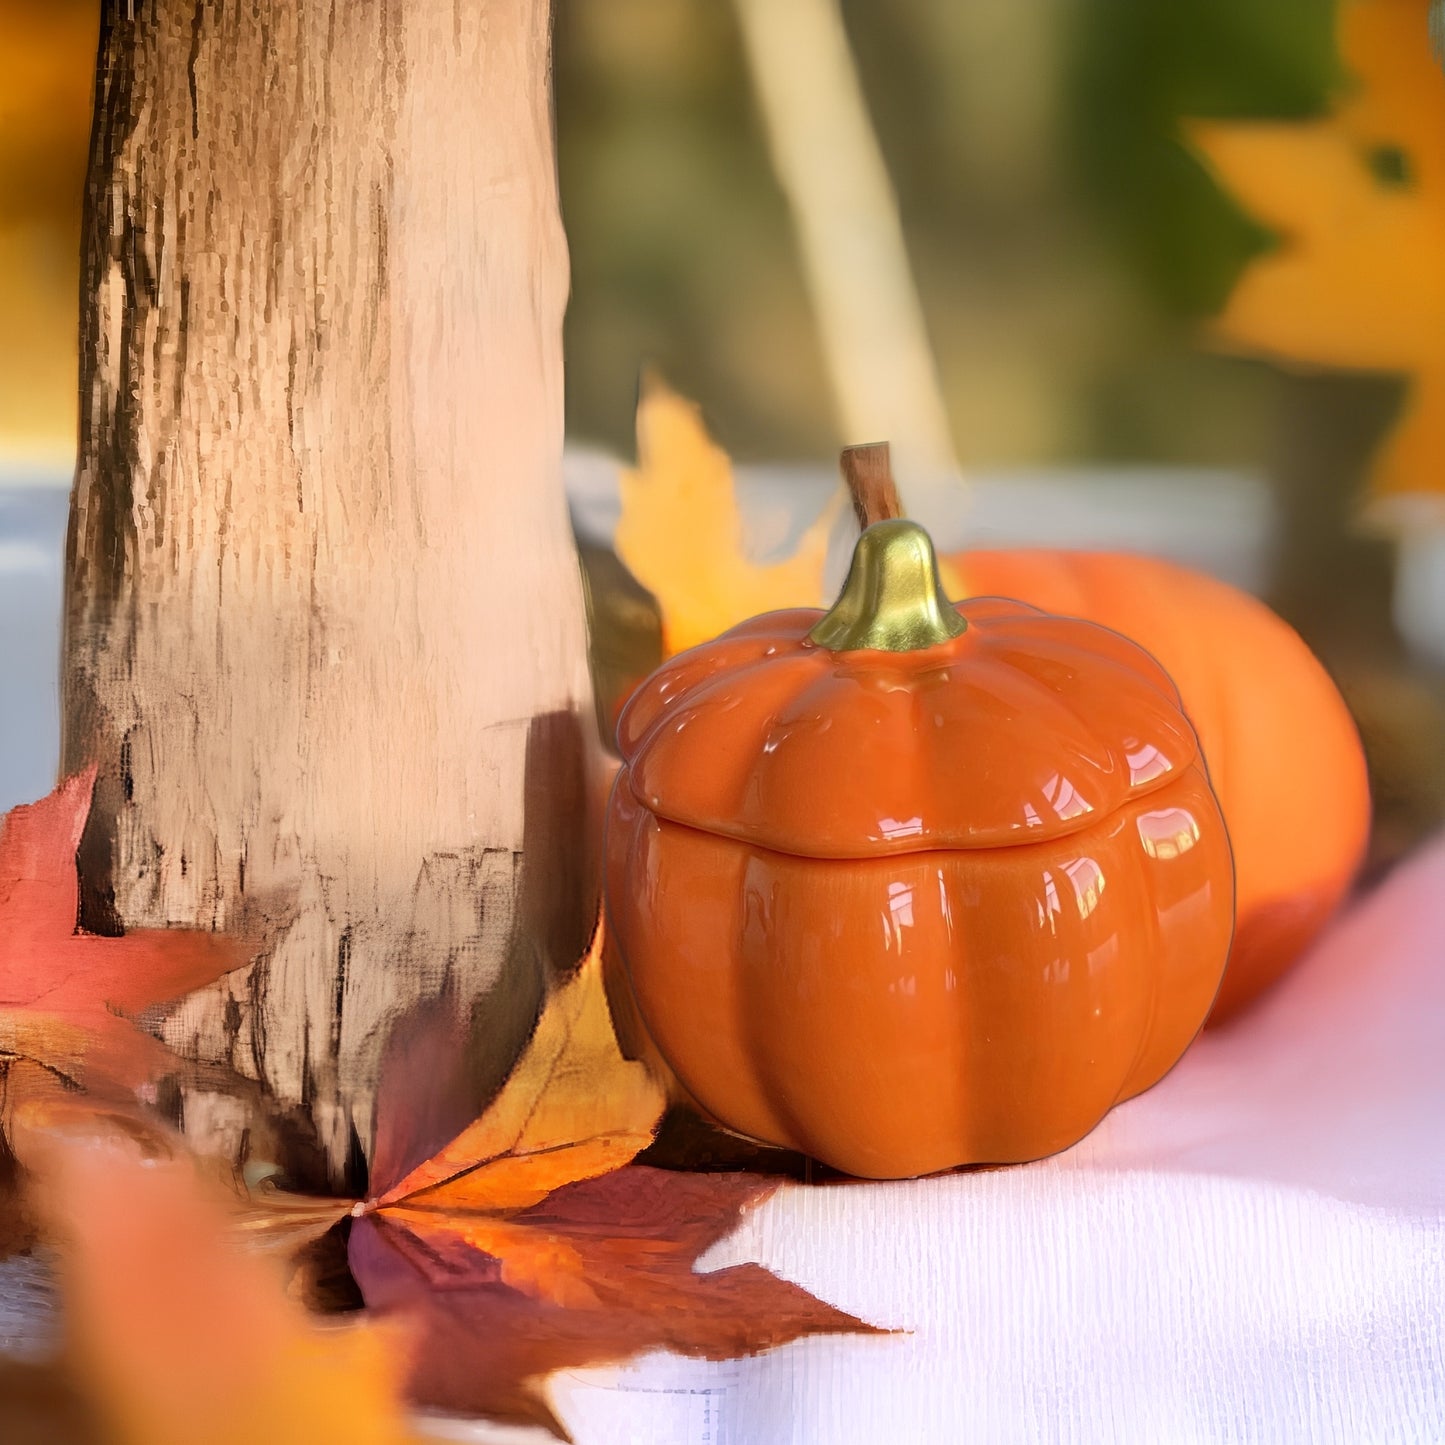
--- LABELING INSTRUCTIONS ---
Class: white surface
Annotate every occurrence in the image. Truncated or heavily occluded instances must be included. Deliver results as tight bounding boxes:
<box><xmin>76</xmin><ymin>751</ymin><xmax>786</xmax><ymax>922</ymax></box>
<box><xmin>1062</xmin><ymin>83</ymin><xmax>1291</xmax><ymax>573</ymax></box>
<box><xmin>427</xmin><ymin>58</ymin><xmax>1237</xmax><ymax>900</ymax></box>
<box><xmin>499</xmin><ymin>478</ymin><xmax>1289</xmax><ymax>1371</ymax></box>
<box><xmin>546</xmin><ymin>842</ymin><xmax>1445</xmax><ymax>1444</ymax></box>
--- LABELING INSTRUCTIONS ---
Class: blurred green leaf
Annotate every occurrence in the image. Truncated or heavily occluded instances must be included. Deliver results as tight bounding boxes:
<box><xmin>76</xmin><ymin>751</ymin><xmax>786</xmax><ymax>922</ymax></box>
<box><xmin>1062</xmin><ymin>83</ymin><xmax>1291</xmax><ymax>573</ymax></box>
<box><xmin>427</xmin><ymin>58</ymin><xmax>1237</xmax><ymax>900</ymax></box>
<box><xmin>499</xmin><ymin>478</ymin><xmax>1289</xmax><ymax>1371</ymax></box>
<box><xmin>1067</xmin><ymin>0</ymin><xmax>1339</xmax><ymax>316</ymax></box>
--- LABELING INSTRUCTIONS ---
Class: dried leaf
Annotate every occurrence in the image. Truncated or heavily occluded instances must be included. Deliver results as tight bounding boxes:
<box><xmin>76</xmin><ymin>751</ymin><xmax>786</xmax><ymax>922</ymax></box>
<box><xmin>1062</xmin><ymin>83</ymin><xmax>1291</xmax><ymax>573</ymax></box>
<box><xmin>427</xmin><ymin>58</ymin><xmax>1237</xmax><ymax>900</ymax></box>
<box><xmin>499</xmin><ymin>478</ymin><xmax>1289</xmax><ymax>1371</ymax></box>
<box><xmin>351</xmin><ymin>1167</ymin><xmax>884</xmax><ymax>1440</ymax></box>
<box><xmin>21</xmin><ymin>1102</ymin><xmax>425</xmax><ymax>1445</ymax></box>
<box><xmin>1189</xmin><ymin>0</ymin><xmax>1445</xmax><ymax>507</ymax></box>
<box><xmin>615</xmin><ymin>373</ymin><xmax>836</xmax><ymax>653</ymax></box>
<box><xmin>371</xmin><ymin>921</ymin><xmax>667</xmax><ymax>1213</ymax></box>
<box><xmin>0</xmin><ymin>770</ymin><xmax>249</xmax><ymax>1091</ymax></box>
<box><xmin>350</xmin><ymin>923</ymin><xmax>878</xmax><ymax>1437</ymax></box>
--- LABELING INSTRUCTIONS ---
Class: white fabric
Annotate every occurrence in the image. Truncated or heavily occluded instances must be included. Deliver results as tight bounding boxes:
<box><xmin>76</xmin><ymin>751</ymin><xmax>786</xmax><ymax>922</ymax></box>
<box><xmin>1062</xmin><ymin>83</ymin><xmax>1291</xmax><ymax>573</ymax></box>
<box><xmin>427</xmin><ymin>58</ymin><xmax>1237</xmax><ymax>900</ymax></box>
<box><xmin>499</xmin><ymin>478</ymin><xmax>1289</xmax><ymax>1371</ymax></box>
<box><xmin>539</xmin><ymin>840</ymin><xmax>1445</xmax><ymax>1445</ymax></box>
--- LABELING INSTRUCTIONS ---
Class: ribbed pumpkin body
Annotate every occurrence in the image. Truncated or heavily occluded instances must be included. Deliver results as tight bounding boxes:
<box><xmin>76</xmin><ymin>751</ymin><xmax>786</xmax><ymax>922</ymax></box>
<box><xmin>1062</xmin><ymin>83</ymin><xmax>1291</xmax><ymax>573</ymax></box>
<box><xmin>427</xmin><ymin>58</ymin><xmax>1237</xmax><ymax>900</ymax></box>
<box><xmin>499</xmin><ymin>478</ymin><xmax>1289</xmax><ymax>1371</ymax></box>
<box><xmin>605</xmin><ymin>588</ymin><xmax>1235</xmax><ymax>1179</ymax></box>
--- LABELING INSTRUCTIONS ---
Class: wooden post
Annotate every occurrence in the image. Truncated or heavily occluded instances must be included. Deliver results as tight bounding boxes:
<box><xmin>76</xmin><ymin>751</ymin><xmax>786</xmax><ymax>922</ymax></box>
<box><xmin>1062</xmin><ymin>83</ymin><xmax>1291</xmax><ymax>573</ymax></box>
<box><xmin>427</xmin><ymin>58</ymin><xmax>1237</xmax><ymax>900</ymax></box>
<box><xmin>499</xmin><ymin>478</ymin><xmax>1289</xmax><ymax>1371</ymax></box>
<box><xmin>63</xmin><ymin>0</ymin><xmax>598</xmax><ymax>1192</ymax></box>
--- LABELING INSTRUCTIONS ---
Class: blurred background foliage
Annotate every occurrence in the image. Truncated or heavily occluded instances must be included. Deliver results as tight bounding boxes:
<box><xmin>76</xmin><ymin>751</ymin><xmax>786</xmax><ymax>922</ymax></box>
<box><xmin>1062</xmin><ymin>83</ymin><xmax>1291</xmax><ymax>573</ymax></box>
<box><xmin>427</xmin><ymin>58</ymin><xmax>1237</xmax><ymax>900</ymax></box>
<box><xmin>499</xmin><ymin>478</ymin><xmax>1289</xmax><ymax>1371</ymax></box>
<box><xmin>553</xmin><ymin>0</ymin><xmax>1404</xmax><ymax>604</ymax></box>
<box><xmin>1</xmin><ymin>0</ymin><xmax>1442</xmax><ymax>860</ymax></box>
<box><xmin>0</xmin><ymin>0</ymin><xmax>96</xmax><ymax>465</ymax></box>
<box><xmin>0</xmin><ymin>0</ymin><xmax>1394</xmax><ymax>483</ymax></box>
<box><xmin>557</xmin><ymin>0</ymin><xmax>1343</xmax><ymax>467</ymax></box>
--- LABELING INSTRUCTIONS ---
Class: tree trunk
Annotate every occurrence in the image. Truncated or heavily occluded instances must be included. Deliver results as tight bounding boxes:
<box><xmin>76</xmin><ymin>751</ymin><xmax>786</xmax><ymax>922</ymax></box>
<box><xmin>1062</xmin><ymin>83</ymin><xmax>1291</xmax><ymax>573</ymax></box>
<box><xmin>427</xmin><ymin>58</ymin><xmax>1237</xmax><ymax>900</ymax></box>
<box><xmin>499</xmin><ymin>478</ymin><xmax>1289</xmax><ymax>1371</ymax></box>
<box><xmin>63</xmin><ymin>0</ymin><xmax>598</xmax><ymax>1193</ymax></box>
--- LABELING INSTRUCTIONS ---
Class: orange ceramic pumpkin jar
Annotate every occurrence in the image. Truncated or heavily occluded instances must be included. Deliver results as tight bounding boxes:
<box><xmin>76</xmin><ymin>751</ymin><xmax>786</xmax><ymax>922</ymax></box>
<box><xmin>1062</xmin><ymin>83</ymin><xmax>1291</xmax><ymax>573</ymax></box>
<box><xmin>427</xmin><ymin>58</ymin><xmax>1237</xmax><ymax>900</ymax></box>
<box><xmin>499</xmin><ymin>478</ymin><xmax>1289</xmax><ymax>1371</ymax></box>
<box><xmin>604</xmin><ymin>520</ymin><xmax>1235</xmax><ymax>1179</ymax></box>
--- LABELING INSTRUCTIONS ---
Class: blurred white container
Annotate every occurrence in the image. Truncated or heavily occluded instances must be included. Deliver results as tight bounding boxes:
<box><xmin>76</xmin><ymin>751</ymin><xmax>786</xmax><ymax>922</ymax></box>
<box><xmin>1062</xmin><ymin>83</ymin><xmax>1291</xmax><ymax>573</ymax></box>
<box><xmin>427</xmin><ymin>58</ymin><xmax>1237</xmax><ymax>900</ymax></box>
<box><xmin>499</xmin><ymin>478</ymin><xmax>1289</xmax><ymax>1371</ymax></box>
<box><xmin>1391</xmin><ymin>522</ymin><xmax>1445</xmax><ymax>669</ymax></box>
<box><xmin>564</xmin><ymin>450</ymin><xmax>1280</xmax><ymax>596</ymax></box>
<box><xmin>0</xmin><ymin>481</ymin><xmax>69</xmax><ymax>814</ymax></box>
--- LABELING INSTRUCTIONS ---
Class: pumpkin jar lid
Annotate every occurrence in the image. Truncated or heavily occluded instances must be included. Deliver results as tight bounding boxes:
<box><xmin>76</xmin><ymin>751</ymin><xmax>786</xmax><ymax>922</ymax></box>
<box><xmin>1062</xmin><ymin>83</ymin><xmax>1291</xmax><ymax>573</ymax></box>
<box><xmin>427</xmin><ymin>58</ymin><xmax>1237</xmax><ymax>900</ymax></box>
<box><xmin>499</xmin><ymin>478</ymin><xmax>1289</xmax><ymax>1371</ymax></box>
<box><xmin>616</xmin><ymin>518</ymin><xmax>1203</xmax><ymax>860</ymax></box>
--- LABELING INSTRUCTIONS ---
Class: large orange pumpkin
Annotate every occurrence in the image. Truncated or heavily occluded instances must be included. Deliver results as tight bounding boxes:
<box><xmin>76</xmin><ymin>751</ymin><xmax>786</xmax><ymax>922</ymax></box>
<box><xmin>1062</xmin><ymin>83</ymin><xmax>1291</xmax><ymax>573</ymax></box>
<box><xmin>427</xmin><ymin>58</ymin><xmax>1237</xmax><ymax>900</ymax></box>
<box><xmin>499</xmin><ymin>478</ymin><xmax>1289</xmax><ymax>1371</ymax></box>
<box><xmin>605</xmin><ymin>520</ymin><xmax>1235</xmax><ymax>1178</ymax></box>
<box><xmin>953</xmin><ymin>549</ymin><xmax>1371</xmax><ymax>1021</ymax></box>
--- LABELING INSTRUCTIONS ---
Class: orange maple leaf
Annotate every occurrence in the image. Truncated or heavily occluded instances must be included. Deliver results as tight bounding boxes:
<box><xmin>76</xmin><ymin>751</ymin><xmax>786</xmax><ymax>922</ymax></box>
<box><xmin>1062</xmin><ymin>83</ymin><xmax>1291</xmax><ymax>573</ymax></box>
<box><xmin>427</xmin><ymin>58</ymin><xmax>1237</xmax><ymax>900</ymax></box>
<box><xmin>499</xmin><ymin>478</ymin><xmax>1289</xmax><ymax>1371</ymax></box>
<box><xmin>350</xmin><ymin>927</ymin><xmax>880</xmax><ymax>1439</ymax></box>
<box><xmin>1189</xmin><ymin>0</ymin><xmax>1445</xmax><ymax>511</ymax></box>
<box><xmin>352</xmin><ymin>1166</ymin><xmax>880</xmax><ymax>1441</ymax></box>
<box><xmin>0</xmin><ymin>769</ymin><xmax>250</xmax><ymax>1090</ymax></box>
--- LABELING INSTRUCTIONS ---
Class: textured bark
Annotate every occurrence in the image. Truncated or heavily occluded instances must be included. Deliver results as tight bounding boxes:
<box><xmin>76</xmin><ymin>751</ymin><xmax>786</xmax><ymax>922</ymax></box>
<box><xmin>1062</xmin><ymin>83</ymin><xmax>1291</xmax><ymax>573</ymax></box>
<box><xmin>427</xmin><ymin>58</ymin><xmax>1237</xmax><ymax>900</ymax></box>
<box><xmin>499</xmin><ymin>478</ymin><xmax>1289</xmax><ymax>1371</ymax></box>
<box><xmin>63</xmin><ymin>0</ymin><xmax>598</xmax><ymax>1191</ymax></box>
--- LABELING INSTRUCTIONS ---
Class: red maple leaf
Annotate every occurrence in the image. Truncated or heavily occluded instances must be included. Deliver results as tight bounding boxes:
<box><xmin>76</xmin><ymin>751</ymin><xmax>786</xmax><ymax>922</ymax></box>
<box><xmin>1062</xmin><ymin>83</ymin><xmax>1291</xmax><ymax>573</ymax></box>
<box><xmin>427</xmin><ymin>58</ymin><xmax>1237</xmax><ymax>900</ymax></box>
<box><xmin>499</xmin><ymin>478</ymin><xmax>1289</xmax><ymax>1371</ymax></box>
<box><xmin>347</xmin><ymin>930</ymin><xmax>883</xmax><ymax>1440</ymax></box>
<box><xmin>0</xmin><ymin>768</ymin><xmax>249</xmax><ymax>1090</ymax></box>
<box><xmin>351</xmin><ymin>1165</ymin><xmax>881</xmax><ymax>1440</ymax></box>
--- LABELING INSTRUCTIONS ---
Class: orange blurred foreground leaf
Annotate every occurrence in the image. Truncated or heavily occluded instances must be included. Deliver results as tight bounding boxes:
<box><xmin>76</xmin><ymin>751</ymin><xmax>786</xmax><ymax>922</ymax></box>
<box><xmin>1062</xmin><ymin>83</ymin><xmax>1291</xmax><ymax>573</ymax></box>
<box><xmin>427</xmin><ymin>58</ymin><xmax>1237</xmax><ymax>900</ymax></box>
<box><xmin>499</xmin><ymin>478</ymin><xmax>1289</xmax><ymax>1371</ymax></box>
<box><xmin>21</xmin><ymin>1102</ymin><xmax>424</xmax><ymax>1445</ymax></box>
<box><xmin>1189</xmin><ymin>0</ymin><xmax>1445</xmax><ymax>511</ymax></box>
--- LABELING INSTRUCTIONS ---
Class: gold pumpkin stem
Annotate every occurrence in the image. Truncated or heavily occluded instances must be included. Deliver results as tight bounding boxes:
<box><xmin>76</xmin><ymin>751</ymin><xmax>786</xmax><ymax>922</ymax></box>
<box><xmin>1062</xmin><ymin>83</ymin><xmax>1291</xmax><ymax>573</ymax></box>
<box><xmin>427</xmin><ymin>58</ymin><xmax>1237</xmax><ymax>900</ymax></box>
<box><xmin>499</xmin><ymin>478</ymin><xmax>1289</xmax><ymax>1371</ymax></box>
<box><xmin>809</xmin><ymin>516</ymin><xmax>966</xmax><ymax>653</ymax></box>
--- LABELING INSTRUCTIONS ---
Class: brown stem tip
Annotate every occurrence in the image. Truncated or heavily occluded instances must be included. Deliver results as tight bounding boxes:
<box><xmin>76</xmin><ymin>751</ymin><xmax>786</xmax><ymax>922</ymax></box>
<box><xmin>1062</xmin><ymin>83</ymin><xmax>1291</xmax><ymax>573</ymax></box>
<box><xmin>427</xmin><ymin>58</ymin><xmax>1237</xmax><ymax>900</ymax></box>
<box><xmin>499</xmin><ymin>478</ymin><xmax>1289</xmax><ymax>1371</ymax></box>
<box><xmin>841</xmin><ymin>442</ymin><xmax>904</xmax><ymax>530</ymax></box>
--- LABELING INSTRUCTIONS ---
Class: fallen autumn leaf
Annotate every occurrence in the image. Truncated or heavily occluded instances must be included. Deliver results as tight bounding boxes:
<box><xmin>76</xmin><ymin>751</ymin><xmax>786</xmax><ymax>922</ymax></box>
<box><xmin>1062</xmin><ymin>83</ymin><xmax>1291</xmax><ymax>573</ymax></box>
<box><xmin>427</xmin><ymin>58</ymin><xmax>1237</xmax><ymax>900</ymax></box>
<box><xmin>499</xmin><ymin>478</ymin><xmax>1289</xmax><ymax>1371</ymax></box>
<box><xmin>350</xmin><ymin>926</ymin><xmax>882</xmax><ymax>1438</ymax></box>
<box><xmin>0</xmin><ymin>769</ymin><xmax>250</xmax><ymax>1096</ymax></box>
<box><xmin>352</xmin><ymin>1166</ymin><xmax>883</xmax><ymax>1440</ymax></box>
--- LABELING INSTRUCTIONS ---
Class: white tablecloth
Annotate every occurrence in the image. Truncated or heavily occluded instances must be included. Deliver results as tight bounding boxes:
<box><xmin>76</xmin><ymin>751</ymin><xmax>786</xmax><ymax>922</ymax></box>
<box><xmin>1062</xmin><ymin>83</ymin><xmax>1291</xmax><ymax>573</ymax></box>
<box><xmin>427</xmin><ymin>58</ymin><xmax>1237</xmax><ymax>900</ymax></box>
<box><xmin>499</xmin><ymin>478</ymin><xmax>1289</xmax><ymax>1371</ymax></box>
<box><xmin>535</xmin><ymin>839</ymin><xmax>1445</xmax><ymax>1445</ymax></box>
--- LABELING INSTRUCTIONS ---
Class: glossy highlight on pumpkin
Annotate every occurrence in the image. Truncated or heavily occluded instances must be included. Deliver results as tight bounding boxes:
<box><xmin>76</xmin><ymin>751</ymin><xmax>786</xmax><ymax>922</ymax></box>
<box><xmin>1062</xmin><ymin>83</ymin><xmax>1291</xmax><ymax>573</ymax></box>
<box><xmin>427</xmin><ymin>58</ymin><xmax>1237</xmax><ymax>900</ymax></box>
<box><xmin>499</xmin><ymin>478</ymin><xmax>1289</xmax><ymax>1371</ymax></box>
<box><xmin>605</xmin><ymin>535</ymin><xmax>1236</xmax><ymax>1179</ymax></box>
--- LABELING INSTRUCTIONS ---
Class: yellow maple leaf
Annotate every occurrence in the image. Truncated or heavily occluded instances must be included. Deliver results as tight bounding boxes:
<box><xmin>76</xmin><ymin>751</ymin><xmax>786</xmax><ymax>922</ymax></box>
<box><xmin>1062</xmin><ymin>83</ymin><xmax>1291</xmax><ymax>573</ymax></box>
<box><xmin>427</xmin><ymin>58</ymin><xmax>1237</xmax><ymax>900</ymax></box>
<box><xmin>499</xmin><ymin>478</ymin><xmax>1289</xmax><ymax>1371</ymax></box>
<box><xmin>355</xmin><ymin>918</ymin><xmax>668</xmax><ymax>1312</ymax></box>
<box><xmin>1189</xmin><ymin>0</ymin><xmax>1445</xmax><ymax>509</ymax></box>
<box><xmin>615</xmin><ymin>374</ymin><xmax>836</xmax><ymax>653</ymax></box>
<box><xmin>369</xmin><ymin>920</ymin><xmax>667</xmax><ymax>1219</ymax></box>
<box><xmin>614</xmin><ymin>376</ymin><xmax>967</xmax><ymax>654</ymax></box>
